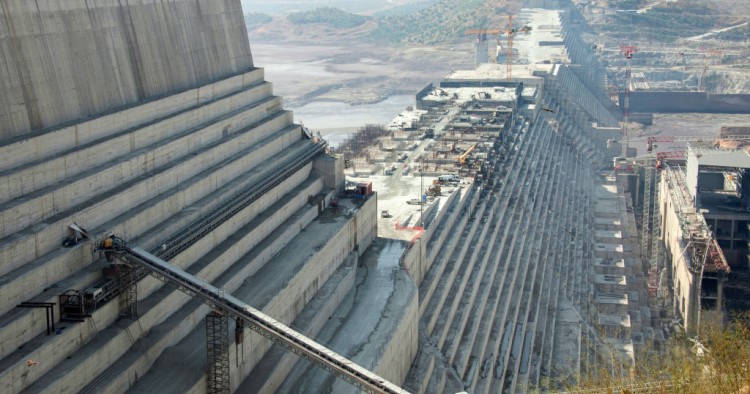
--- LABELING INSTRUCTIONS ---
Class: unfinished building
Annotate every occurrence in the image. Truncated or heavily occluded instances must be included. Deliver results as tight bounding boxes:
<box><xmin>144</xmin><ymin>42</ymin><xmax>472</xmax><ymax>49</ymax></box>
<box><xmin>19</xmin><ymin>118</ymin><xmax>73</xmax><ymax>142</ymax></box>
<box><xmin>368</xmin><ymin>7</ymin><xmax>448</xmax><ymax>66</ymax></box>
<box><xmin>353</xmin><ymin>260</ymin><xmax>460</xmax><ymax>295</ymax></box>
<box><xmin>659</xmin><ymin>147</ymin><xmax>749</xmax><ymax>334</ymax></box>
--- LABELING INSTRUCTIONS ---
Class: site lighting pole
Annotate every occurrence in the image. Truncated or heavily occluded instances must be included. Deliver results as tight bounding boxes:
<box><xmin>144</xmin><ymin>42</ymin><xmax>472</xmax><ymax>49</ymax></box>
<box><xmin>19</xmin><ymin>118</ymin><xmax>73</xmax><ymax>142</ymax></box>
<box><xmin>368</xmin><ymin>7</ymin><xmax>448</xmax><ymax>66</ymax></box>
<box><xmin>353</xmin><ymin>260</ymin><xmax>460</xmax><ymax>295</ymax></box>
<box><xmin>621</xmin><ymin>45</ymin><xmax>638</xmax><ymax>158</ymax></box>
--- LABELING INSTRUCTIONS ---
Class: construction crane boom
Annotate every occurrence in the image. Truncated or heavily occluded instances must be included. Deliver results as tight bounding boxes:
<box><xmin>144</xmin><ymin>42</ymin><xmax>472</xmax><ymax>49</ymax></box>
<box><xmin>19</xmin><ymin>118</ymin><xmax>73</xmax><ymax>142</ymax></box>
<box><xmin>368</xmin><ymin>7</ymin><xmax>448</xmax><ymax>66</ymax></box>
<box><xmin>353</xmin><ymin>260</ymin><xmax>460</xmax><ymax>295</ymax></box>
<box><xmin>99</xmin><ymin>237</ymin><xmax>409</xmax><ymax>394</ymax></box>
<box><xmin>457</xmin><ymin>143</ymin><xmax>478</xmax><ymax>165</ymax></box>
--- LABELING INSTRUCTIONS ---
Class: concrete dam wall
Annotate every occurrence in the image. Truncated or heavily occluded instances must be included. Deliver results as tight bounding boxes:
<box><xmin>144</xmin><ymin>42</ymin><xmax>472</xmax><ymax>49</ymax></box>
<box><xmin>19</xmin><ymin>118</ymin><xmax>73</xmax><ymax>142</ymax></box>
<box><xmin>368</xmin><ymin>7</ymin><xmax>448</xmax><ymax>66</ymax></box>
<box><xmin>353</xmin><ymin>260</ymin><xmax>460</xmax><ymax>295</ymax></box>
<box><xmin>0</xmin><ymin>0</ymin><xmax>253</xmax><ymax>141</ymax></box>
<box><xmin>618</xmin><ymin>91</ymin><xmax>750</xmax><ymax>114</ymax></box>
<box><xmin>0</xmin><ymin>0</ymin><xmax>421</xmax><ymax>392</ymax></box>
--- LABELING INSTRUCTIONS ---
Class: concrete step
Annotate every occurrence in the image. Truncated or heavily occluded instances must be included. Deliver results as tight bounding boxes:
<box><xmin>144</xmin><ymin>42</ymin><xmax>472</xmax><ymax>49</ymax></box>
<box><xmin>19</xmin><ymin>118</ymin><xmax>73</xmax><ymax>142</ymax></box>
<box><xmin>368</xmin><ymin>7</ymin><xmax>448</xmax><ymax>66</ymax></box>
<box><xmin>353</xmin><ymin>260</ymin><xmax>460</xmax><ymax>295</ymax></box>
<box><xmin>500</xmin><ymin>123</ymin><xmax>557</xmax><ymax>393</ymax></box>
<box><xmin>439</xmin><ymin>196</ymin><xmax>501</xmax><ymax>362</ymax></box>
<box><xmin>0</xmin><ymin>78</ymin><xmax>272</xmax><ymax>206</ymax></box>
<box><xmin>1</xmin><ymin>162</ymin><xmax>325</xmax><ymax>393</ymax></box>
<box><xmin>0</xmin><ymin>93</ymin><xmax>284</xmax><ymax>242</ymax></box>
<box><xmin>456</xmin><ymin>122</ymin><xmax>540</xmax><ymax>387</ymax></box>
<box><xmin>142</xmin><ymin>240</ymin><xmax>366</xmax><ymax>394</ymax></box>
<box><xmin>0</xmin><ymin>138</ymin><xmax>311</xmax><ymax>361</ymax></box>
<box><xmin>476</xmin><ymin>119</ymin><xmax>551</xmax><ymax>393</ymax></box>
<box><xmin>424</xmin><ymin>199</ymin><xmax>488</xmax><ymax>339</ymax></box>
<box><xmin>419</xmin><ymin>188</ymin><xmax>478</xmax><ymax>319</ymax></box>
<box><xmin>510</xmin><ymin>129</ymin><xmax>564</xmax><ymax>391</ymax></box>
<box><xmin>0</xmin><ymin>69</ymin><xmax>266</xmax><ymax>173</ymax></box>
<box><xmin>0</xmin><ymin>121</ymin><xmax>301</xmax><ymax>318</ymax></box>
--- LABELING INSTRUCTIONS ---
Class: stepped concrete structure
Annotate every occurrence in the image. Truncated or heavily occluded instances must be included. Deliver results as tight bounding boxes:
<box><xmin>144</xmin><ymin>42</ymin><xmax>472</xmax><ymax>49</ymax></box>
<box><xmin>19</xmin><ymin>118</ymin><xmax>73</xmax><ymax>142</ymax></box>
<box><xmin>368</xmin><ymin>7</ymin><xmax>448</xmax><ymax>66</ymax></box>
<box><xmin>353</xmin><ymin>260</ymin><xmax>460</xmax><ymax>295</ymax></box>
<box><xmin>0</xmin><ymin>1</ymin><xmax>655</xmax><ymax>393</ymax></box>
<box><xmin>0</xmin><ymin>1</ymin><xmax>415</xmax><ymax>393</ymax></box>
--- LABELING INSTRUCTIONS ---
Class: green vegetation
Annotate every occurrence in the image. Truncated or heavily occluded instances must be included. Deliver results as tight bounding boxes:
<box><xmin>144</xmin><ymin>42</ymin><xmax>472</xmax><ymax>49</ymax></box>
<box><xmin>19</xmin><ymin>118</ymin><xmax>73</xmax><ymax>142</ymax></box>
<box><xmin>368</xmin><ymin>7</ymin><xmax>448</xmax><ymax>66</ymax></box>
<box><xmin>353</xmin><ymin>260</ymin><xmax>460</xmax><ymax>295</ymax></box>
<box><xmin>246</xmin><ymin>0</ymin><xmax>515</xmax><ymax>46</ymax></box>
<box><xmin>715</xmin><ymin>24</ymin><xmax>750</xmax><ymax>42</ymax></box>
<box><xmin>606</xmin><ymin>3</ymin><xmax>733</xmax><ymax>42</ymax></box>
<box><xmin>615</xmin><ymin>0</ymin><xmax>643</xmax><ymax>10</ymax></box>
<box><xmin>373</xmin><ymin>1</ymin><xmax>436</xmax><ymax>17</ymax></box>
<box><xmin>573</xmin><ymin>315</ymin><xmax>750</xmax><ymax>393</ymax></box>
<box><xmin>244</xmin><ymin>12</ymin><xmax>272</xmax><ymax>28</ymax></box>
<box><xmin>369</xmin><ymin>0</ymin><xmax>510</xmax><ymax>44</ymax></box>
<box><xmin>286</xmin><ymin>7</ymin><xmax>372</xmax><ymax>29</ymax></box>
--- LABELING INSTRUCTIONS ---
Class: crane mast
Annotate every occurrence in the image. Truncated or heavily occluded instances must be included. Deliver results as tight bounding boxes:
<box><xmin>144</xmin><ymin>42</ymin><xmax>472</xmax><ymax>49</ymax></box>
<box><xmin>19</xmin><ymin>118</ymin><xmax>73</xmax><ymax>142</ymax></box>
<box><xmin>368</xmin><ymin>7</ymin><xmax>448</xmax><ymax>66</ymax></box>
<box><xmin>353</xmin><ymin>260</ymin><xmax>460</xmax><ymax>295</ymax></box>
<box><xmin>507</xmin><ymin>15</ymin><xmax>514</xmax><ymax>81</ymax></box>
<box><xmin>620</xmin><ymin>45</ymin><xmax>638</xmax><ymax>158</ymax></box>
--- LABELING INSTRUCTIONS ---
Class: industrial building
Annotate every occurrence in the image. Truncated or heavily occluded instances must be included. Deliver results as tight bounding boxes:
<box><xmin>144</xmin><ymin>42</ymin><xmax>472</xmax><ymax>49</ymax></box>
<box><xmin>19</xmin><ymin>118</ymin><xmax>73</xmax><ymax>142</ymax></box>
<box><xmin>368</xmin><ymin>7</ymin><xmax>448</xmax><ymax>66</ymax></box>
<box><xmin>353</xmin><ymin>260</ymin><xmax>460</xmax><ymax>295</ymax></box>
<box><xmin>658</xmin><ymin>147</ymin><xmax>750</xmax><ymax>335</ymax></box>
<box><xmin>2</xmin><ymin>0</ymin><xmax>748</xmax><ymax>393</ymax></box>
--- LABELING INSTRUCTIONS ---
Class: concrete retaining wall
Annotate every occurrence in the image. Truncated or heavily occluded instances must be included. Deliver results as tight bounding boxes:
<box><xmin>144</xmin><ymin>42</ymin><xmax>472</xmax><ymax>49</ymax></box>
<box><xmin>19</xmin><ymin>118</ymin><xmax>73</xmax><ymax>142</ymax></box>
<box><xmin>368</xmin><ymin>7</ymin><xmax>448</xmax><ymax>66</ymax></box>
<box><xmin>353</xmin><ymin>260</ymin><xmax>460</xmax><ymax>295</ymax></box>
<box><xmin>402</xmin><ymin>238</ymin><xmax>427</xmax><ymax>286</ymax></box>
<box><xmin>0</xmin><ymin>0</ymin><xmax>253</xmax><ymax>140</ymax></box>
<box><xmin>356</xmin><ymin>194</ymin><xmax>378</xmax><ymax>257</ymax></box>
<box><xmin>247</xmin><ymin>253</ymin><xmax>359</xmax><ymax>394</ymax></box>
<box><xmin>233</xmin><ymin>197</ymin><xmax>379</xmax><ymax>389</ymax></box>
<box><xmin>375</xmin><ymin>277</ymin><xmax>419</xmax><ymax>386</ymax></box>
<box><xmin>619</xmin><ymin>91</ymin><xmax>750</xmax><ymax>114</ymax></box>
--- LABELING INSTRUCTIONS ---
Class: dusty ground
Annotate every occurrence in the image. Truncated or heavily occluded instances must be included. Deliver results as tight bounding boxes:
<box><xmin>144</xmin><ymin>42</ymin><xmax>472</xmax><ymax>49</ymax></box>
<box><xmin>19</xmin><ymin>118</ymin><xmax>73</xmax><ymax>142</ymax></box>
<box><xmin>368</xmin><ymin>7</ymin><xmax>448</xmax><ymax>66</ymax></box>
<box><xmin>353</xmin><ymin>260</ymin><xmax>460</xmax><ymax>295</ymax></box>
<box><xmin>648</xmin><ymin>113</ymin><xmax>750</xmax><ymax>137</ymax></box>
<box><xmin>248</xmin><ymin>34</ymin><xmax>475</xmax><ymax>107</ymax></box>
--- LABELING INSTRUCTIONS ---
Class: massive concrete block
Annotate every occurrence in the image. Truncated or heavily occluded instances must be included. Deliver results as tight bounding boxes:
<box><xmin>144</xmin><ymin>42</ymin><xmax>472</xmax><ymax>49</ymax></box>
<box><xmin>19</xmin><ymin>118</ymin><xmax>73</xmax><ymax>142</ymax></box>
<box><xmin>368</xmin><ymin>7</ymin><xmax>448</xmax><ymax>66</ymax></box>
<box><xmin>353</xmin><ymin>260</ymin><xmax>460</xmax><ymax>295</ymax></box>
<box><xmin>0</xmin><ymin>0</ymin><xmax>253</xmax><ymax>140</ymax></box>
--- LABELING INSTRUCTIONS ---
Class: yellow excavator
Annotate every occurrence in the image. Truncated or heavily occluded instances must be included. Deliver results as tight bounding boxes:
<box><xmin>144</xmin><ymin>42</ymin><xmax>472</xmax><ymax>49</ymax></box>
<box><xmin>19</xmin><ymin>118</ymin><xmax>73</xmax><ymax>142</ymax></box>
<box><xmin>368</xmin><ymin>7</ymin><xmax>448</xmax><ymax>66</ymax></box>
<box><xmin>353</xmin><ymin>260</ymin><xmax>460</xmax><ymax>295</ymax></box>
<box><xmin>457</xmin><ymin>143</ymin><xmax>477</xmax><ymax>166</ymax></box>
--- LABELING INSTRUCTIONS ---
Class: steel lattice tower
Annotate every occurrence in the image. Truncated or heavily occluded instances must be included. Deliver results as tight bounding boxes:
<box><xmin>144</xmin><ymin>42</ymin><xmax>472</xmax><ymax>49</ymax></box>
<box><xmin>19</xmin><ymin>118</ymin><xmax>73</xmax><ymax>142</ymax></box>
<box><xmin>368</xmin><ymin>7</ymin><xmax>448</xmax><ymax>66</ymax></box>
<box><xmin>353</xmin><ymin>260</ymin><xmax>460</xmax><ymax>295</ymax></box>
<box><xmin>117</xmin><ymin>263</ymin><xmax>138</xmax><ymax>318</ymax></box>
<box><xmin>206</xmin><ymin>311</ymin><xmax>230</xmax><ymax>394</ymax></box>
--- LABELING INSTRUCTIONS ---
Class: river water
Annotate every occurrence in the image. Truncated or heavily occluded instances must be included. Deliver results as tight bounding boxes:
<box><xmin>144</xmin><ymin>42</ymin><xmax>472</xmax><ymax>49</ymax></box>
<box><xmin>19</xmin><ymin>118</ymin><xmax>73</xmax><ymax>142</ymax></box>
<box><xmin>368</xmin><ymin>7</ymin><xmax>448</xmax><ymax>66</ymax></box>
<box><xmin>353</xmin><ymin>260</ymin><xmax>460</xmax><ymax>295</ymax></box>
<box><xmin>289</xmin><ymin>95</ymin><xmax>415</xmax><ymax>147</ymax></box>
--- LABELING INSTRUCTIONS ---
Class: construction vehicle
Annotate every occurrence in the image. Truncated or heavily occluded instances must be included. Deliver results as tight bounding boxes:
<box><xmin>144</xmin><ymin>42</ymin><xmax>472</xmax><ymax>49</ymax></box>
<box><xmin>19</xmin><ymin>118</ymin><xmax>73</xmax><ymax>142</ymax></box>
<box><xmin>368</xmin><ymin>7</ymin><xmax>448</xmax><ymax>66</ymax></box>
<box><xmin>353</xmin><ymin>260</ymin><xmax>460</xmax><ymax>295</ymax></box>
<box><xmin>457</xmin><ymin>144</ymin><xmax>477</xmax><ymax>166</ymax></box>
<box><xmin>435</xmin><ymin>174</ymin><xmax>460</xmax><ymax>185</ymax></box>
<box><xmin>427</xmin><ymin>185</ymin><xmax>441</xmax><ymax>196</ymax></box>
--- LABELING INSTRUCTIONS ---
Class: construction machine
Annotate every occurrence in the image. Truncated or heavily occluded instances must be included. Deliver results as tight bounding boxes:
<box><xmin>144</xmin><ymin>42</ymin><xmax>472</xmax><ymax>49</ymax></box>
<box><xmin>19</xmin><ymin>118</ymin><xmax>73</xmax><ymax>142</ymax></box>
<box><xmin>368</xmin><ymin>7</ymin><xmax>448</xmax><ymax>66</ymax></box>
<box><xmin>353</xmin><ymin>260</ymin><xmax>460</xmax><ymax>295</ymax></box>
<box><xmin>457</xmin><ymin>144</ymin><xmax>478</xmax><ymax>166</ymax></box>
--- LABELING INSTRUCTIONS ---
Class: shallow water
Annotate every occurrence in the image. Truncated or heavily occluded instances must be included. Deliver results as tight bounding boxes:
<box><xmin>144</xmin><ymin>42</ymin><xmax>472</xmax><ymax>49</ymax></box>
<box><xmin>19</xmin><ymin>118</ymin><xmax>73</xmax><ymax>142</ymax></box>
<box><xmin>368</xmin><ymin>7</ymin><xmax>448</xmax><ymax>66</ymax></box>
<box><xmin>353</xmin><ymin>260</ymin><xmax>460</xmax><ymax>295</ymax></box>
<box><xmin>291</xmin><ymin>94</ymin><xmax>415</xmax><ymax>147</ymax></box>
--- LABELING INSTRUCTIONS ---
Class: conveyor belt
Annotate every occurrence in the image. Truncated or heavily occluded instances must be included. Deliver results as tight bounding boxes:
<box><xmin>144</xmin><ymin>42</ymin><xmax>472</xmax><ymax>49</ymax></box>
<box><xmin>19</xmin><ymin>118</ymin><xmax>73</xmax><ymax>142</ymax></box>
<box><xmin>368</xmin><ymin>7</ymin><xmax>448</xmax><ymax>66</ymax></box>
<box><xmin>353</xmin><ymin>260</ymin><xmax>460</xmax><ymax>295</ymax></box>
<box><xmin>104</xmin><ymin>240</ymin><xmax>408</xmax><ymax>394</ymax></box>
<box><xmin>154</xmin><ymin>140</ymin><xmax>327</xmax><ymax>260</ymax></box>
<box><xmin>80</xmin><ymin>140</ymin><xmax>326</xmax><ymax>306</ymax></box>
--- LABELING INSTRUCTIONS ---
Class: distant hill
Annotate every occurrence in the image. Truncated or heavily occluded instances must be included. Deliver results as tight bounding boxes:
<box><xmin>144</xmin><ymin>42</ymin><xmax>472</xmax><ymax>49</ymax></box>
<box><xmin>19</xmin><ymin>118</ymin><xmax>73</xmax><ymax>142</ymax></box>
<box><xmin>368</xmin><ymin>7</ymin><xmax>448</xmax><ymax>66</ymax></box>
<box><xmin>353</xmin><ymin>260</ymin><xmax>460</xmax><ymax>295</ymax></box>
<box><xmin>370</xmin><ymin>0</ymin><xmax>514</xmax><ymax>44</ymax></box>
<box><xmin>245</xmin><ymin>12</ymin><xmax>273</xmax><ymax>28</ymax></box>
<box><xmin>262</xmin><ymin>0</ymin><xmax>516</xmax><ymax>45</ymax></box>
<box><xmin>287</xmin><ymin>7</ymin><xmax>372</xmax><ymax>29</ymax></box>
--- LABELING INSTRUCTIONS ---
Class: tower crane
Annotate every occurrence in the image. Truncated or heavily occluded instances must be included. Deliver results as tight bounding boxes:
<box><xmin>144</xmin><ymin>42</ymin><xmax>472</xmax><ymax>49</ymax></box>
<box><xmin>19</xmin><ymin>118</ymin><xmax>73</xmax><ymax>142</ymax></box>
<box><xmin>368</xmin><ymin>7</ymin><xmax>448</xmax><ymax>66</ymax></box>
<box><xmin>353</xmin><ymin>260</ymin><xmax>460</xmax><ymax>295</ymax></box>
<box><xmin>506</xmin><ymin>15</ymin><xmax>514</xmax><ymax>81</ymax></box>
<box><xmin>464</xmin><ymin>29</ymin><xmax>503</xmax><ymax>65</ymax></box>
<box><xmin>465</xmin><ymin>14</ymin><xmax>516</xmax><ymax>79</ymax></box>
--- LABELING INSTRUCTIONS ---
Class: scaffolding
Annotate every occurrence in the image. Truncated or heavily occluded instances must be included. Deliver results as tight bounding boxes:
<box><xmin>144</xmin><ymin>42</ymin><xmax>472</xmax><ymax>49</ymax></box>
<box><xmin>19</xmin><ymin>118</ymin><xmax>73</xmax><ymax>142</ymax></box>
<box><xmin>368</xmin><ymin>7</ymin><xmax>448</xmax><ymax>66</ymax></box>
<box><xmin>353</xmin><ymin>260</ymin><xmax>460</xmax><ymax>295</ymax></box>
<box><xmin>206</xmin><ymin>312</ymin><xmax>231</xmax><ymax>394</ymax></box>
<box><xmin>117</xmin><ymin>263</ymin><xmax>138</xmax><ymax>318</ymax></box>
